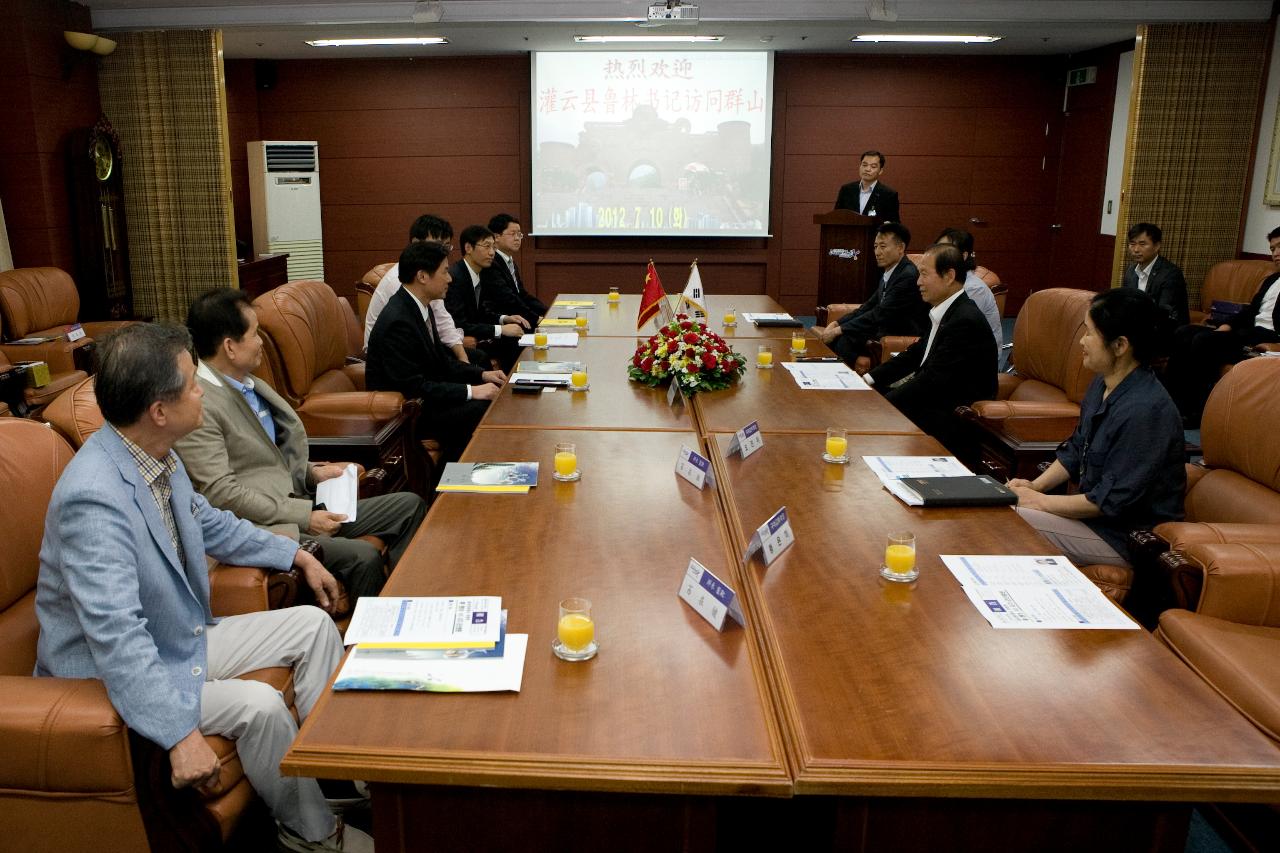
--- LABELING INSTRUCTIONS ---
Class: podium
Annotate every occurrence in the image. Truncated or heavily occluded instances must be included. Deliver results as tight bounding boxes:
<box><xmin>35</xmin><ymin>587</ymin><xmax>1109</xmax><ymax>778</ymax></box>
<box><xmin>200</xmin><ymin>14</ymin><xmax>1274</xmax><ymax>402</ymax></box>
<box><xmin>813</xmin><ymin>209</ymin><xmax>878</xmax><ymax>308</ymax></box>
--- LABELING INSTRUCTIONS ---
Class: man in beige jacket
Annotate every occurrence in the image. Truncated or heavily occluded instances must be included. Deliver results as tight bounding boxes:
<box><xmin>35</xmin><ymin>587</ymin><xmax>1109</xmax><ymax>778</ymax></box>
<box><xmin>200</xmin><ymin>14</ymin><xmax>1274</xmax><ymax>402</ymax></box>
<box><xmin>176</xmin><ymin>289</ymin><xmax>426</xmax><ymax>601</ymax></box>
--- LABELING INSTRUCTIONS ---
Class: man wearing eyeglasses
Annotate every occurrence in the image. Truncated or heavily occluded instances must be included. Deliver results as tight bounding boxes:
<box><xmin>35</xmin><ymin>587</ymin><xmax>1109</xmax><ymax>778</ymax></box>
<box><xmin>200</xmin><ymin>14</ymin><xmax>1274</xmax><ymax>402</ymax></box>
<box><xmin>484</xmin><ymin>213</ymin><xmax>547</xmax><ymax>327</ymax></box>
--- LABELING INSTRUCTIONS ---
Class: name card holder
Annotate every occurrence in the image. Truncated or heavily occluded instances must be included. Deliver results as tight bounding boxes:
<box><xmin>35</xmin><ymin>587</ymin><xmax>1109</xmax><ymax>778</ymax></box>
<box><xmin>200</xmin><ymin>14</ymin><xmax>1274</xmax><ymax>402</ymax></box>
<box><xmin>65</xmin><ymin>323</ymin><xmax>86</xmax><ymax>343</ymax></box>
<box><xmin>667</xmin><ymin>377</ymin><xmax>686</xmax><ymax>408</ymax></box>
<box><xmin>742</xmin><ymin>506</ymin><xmax>794</xmax><ymax>567</ymax></box>
<box><xmin>678</xmin><ymin>558</ymin><xmax>745</xmax><ymax>631</ymax></box>
<box><xmin>726</xmin><ymin>420</ymin><xmax>764</xmax><ymax>460</ymax></box>
<box><xmin>675</xmin><ymin>445</ymin><xmax>715</xmax><ymax>490</ymax></box>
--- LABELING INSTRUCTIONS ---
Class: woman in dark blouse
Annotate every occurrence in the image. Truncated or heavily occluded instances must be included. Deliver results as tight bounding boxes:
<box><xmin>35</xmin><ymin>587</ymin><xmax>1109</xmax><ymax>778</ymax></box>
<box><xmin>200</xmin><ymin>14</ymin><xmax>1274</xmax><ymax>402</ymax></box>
<box><xmin>1008</xmin><ymin>288</ymin><xmax>1185</xmax><ymax>567</ymax></box>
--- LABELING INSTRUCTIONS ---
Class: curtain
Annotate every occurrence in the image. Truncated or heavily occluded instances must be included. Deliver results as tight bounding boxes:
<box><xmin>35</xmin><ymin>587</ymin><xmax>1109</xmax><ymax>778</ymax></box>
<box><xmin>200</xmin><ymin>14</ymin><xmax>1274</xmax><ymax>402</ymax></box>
<box><xmin>1112</xmin><ymin>22</ymin><xmax>1270</xmax><ymax>302</ymax></box>
<box><xmin>98</xmin><ymin>30</ymin><xmax>236</xmax><ymax>321</ymax></box>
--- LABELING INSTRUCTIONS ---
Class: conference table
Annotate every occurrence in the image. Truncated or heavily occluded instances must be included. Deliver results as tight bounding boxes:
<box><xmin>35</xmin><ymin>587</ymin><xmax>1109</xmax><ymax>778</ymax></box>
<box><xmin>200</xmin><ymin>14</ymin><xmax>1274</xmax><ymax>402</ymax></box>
<box><xmin>285</xmin><ymin>293</ymin><xmax>1280</xmax><ymax>852</ymax></box>
<box><xmin>545</xmin><ymin>292</ymin><xmax>811</xmax><ymax>340</ymax></box>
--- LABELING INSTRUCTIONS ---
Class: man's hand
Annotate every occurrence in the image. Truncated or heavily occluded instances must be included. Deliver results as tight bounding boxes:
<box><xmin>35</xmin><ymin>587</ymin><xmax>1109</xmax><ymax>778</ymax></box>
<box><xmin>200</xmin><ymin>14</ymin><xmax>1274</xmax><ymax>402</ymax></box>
<box><xmin>504</xmin><ymin>314</ymin><xmax>532</xmax><ymax>330</ymax></box>
<box><xmin>472</xmin><ymin>382</ymin><xmax>501</xmax><ymax>401</ymax></box>
<box><xmin>170</xmin><ymin>729</ymin><xmax>221</xmax><ymax>791</ymax></box>
<box><xmin>500</xmin><ymin>322</ymin><xmax>525</xmax><ymax>337</ymax></box>
<box><xmin>311</xmin><ymin>463</ymin><xmax>348</xmax><ymax>483</ymax></box>
<box><xmin>816</xmin><ymin>323</ymin><xmax>841</xmax><ymax>345</ymax></box>
<box><xmin>452</xmin><ymin>344</ymin><xmax>470</xmax><ymax>363</ymax></box>
<box><xmin>1215</xmin><ymin>323</ymin><xmax>1233</xmax><ymax>333</ymax></box>
<box><xmin>294</xmin><ymin>546</ymin><xmax>340</xmax><ymax>612</ymax></box>
<box><xmin>481</xmin><ymin>369</ymin><xmax>507</xmax><ymax>385</ymax></box>
<box><xmin>307</xmin><ymin>510</ymin><xmax>347</xmax><ymax>537</ymax></box>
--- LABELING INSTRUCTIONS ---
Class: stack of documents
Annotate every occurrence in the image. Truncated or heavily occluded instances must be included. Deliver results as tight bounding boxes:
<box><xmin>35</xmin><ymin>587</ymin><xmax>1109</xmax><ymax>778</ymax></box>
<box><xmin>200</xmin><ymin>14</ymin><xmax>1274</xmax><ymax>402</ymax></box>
<box><xmin>742</xmin><ymin>312</ymin><xmax>802</xmax><ymax>327</ymax></box>
<box><xmin>863</xmin><ymin>456</ymin><xmax>1014</xmax><ymax>506</ymax></box>
<box><xmin>336</xmin><ymin>597</ymin><xmax>528</xmax><ymax>692</ymax></box>
<box><xmin>779</xmin><ymin>361</ymin><xmax>868</xmax><ymax>390</ymax></box>
<box><xmin>941</xmin><ymin>555</ymin><xmax>1138</xmax><ymax>630</ymax></box>
<box><xmin>552</xmin><ymin>299</ymin><xmax>595</xmax><ymax>308</ymax></box>
<box><xmin>518</xmin><ymin>332</ymin><xmax>580</xmax><ymax>347</ymax></box>
<box><xmin>511</xmin><ymin>370</ymin><xmax>572</xmax><ymax>387</ymax></box>
<box><xmin>436</xmin><ymin>462</ymin><xmax>539</xmax><ymax>493</ymax></box>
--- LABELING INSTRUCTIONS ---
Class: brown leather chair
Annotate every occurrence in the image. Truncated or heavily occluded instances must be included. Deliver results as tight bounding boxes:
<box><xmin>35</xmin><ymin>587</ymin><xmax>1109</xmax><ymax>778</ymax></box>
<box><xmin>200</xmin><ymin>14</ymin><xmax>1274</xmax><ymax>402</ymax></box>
<box><xmin>0</xmin><ymin>344</ymin><xmax>88</xmax><ymax>417</ymax></box>
<box><xmin>251</xmin><ymin>280</ymin><xmax>408</xmax><ymax>429</ymax></box>
<box><xmin>356</xmin><ymin>262</ymin><xmax>395</xmax><ymax>323</ymax></box>
<box><xmin>338</xmin><ymin>296</ymin><xmax>364</xmax><ymax>359</ymax></box>
<box><xmin>0</xmin><ymin>418</ymin><xmax>301</xmax><ymax>851</ymax></box>
<box><xmin>0</xmin><ymin>267</ymin><xmax>132</xmax><ymax>373</ymax></box>
<box><xmin>1131</xmin><ymin>357</ymin><xmax>1280</xmax><ymax>609</ymax></box>
<box><xmin>1191</xmin><ymin>259</ymin><xmax>1275</xmax><ymax>325</ymax></box>
<box><xmin>1156</xmin><ymin>541</ymin><xmax>1280</xmax><ymax>743</ymax></box>
<box><xmin>957</xmin><ymin>288</ymin><xmax>1095</xmax><ymax>479</ymax></box>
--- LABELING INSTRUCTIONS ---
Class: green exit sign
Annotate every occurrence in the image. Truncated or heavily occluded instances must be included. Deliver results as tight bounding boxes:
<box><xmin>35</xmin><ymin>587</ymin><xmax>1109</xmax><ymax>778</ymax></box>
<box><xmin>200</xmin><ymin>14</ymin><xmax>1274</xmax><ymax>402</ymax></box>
<box><xmin>1067</xmin><ymin>66</ymin><xmax>1098</xmax><ymax>87</ymax></box>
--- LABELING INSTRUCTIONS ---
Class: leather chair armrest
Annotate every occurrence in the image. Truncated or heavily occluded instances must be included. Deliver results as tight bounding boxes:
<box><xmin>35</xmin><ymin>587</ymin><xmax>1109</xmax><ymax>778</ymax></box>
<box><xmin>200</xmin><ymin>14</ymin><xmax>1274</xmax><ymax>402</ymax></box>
<box><xmin>209</xmin><ymin>563</ymin><xmax>272</xmax><ymax>616</ymax></box>
<box><xmin>297</xmin><ymin>390</ymin><xmax>405</xmax><ymax>423</ymax></box>
<box><xmin>0</xmin><ymin>676</ymin><xmax>134</xmax><ymax>791</ymax></box>
<box><xmin>1155</xmin><ymin>522</ymin><xmax>1280</xmax><ymax>552</ymax></box>
<box><xmin>1184</xmin><ymin>542</ymin><xmax>1280</xmax><ymax>626</ymax></box>
<box><xmin>340</xmin><ymin>361</ymin><xmax>366</xmax><ymax>388</ymax></box>
<box><xmin>0</xmin><ymin>336</ymin><xmax>93</xmax><ymax>375</ymax></box>
<box><xmin>995</xmin><ymin>372</ymin><xmax>1023</xmax><ymax>400</ymax></box>
<box><xmin>878</xmin><ymin>335</ymin><xmax>919</xmax><ymax>359</ymax></box>
<box><xmin>826</xmin><ymin>303</ymin><xmax>860</xmax><ymax>322</ymax></box>
<box><xmin>963</xmin><ymin>399</ymin><xmax>1080</xmax><ymax>442</ymax></box>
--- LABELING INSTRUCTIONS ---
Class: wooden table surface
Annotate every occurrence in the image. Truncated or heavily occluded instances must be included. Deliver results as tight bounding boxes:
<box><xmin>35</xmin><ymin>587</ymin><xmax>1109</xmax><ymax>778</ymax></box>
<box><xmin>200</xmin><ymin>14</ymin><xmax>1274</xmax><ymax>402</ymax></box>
<box><xmin>547</xmin><ymin>293</ymin><xmax>810</xmax><ymax>339</ymax></box>
<box><xmin>287</xmin><ymin>428</ymin><xmax>790</xmax><ymax>795</ymax></box>
<box><xmin>708</xmin><ymin>431</ymin><xmax>1280</xmax><ymax>801</ymax></box>
<box><xmin>695</xmin><ymin>345</ymin><xmax>921</xmax><ymax>436</ymax></box>
<box><xmin>482</xmin><ymin>337</ymin><xmax>693</xmax><ymax>432</ymax></box>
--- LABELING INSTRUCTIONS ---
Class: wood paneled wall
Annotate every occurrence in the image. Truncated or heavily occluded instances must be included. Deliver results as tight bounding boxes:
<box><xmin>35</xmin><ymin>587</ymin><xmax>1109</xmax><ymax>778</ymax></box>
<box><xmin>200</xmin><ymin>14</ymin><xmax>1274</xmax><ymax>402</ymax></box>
<box><xmin>0</xmin><ymin>0</ymin><xmax>100</xmax><ymax>273</ymax></box>
<box><xmin>227</xmin><ymin>52</ymin><xmax>1076</xmax><ymax>314</ymax></box>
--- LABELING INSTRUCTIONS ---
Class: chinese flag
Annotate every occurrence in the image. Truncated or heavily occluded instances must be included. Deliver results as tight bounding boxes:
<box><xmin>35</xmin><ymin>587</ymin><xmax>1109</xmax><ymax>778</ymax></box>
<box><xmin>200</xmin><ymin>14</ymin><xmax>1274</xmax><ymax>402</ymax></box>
<box><xmin>637</xmin><ymin>261</ymin><xmax>666</xmax><ymax>329</ymax></box>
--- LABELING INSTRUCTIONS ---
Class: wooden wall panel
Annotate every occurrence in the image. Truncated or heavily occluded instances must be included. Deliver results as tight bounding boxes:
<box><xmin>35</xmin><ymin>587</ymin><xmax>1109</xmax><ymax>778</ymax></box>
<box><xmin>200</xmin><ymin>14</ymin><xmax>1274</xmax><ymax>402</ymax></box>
<box><xmin>225</xmin><ymin>52</ymin><xmax>1074</xmax><ymax>313</ymax></box>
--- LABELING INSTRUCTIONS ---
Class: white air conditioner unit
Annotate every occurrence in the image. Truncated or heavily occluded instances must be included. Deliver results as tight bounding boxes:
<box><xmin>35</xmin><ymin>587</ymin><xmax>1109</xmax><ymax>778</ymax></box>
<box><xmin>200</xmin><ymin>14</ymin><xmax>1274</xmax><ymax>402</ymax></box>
<box><xmin>247</xmin><ymin>141</ymin><xmax>324</xmax><ymax>281</ymax></box>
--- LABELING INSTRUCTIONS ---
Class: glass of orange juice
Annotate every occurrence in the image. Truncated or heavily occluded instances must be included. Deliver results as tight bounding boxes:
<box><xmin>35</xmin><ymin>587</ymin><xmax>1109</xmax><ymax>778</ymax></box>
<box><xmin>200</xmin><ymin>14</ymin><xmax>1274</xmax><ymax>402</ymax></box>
<box><xmin>790</xmin><ymin>333</ymin><xmax>807</xmax><ymax>355</ymax></box>
<box><xmin>880</xmin><ymin>531</ymin><xmax>919</xmax><ymax>583</ymax></box>
<box><xmin>574</xmin><ymin>309</ymin><xmax>589</xmax><ymax>331</ymax></box>
<box><xmin>533</xmin><ymin>331</ymin><xmax>549</xmax><ymax>349</ymax></box>
<box><xmin>756</xmin><ymin>344</ymin><xmax>773</xmax><ymax>369</ymax></box>
<box><xmin>607</xmin><ymin>286</ymin><xmax>621</xmax><ymax>304</ymax></box>
<box><xmin>553</xmin><ymin>441</ymin><xmax>580</xmax><ymax>482</ymax></box>
<box><xmin>722</xmin><ymin>306</ymin><xmax>737</xmax><ymax>327</ymax></box>
<box><xmin>569</xmin><ymin>362</ymin><xmax>589</xmax><ymax>392</ymax></box>
<box><xmin>822</xmin><ymin>427</ymin><xmax>848</xmax><ymax>464</ymax></box>
<box><xmin>553</xmin><ymin>597</ymin><xmax>598</xmax><ymax>661</ymax></box>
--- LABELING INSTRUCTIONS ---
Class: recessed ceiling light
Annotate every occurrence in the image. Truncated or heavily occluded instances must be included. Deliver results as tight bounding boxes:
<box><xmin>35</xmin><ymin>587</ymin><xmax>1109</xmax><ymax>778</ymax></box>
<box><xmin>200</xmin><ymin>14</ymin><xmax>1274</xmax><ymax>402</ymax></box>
<box><xmin>852</xmin><ymin>34</ymin><xmax>1001</xmax><ymax>44</ymax></box>
<box><xmin>573</xmin><ymin>35</ymin><xmax>725</xmax><ymax>44</ymax></box>
<box><xmin>306</xmin><ymin>37</ymin><xmax>448</xmax><ymax>47</ymax></box>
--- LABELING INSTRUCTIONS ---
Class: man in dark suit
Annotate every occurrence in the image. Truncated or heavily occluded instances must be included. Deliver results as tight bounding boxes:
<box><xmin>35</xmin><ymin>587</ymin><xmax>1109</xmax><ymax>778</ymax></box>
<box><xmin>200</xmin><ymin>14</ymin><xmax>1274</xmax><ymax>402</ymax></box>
<box><xmin>1164</xmin><ymin>225</ymin><xmax>1280</xmax><ymax>426</ymax></box>
<box><xmin>485</xmin><ymin>212</ymin><xmax>547</xmax><ymax>326</ymax></box>
<box><xmin>443</xmin><ymin>224</ymin><xmax>528</xmax><ymax>370</ymax></box>
<box><xmin>866</xmin><ymin>242</ymin><xmax>998</xmax><ymax>454</ymax></box>
<box><xmin>816</xmin><ymin>222</ymin><xmax>928</xmax><ymax>369</ymax></box>
<box><xmin>834</xmin><ymin>149</ymin><xmax>901</xmax><ymax>224</ymax></box>
<box><xmin>1121</xmin><ymin>222</ymin><xmax>1189</xmax><ymax>327</ymax></box>
<box><xmin>367</xmin><ymin>240</ymin><xmax>507</xmax><ymax>462</ymax></box>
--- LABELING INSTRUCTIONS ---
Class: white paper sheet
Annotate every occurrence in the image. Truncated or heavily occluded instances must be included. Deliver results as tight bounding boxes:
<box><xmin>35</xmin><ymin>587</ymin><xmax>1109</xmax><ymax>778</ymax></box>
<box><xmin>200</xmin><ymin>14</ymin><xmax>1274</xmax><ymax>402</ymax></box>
<box><xmin>334</xmin><ymin>634</ymin><xmax>528</xmax><ymax>693</ymax></box>
<box><xmin>510</xmin><ymin>371</ymin><xmax>571</xmax><ymax>385</ymax></box>
<box><xmin>343</xmin><ymin>596</ymin><xmax>503</xmax><ymax>647</ymax></box>
<box><xmin>314</xmin><ymin>463</ymin><xmax>358</xmax><ymax>522</ymax></box>
<box><xmin>779</xmin><ymin>361</ymin><xmax>870</xmax><ymax>390</ymax></box>
<box><xmin>941</xmin><ymin>555</ymin><xmax>1138</xmax><ymax>630</ymax></box>
<box><xmin>518</xmin><ymin>332</ymin><xmax>580</xmax><ymax>347</ymax></box>
<box><xmin>741</xmin><ymin>312</ymin><xmax>796</xmax><ymax>323</ymax></box>
<box><xmin>940</xmin><ymin>554</ymin><xmax>1093</xmax><ymax>589</ymax></box>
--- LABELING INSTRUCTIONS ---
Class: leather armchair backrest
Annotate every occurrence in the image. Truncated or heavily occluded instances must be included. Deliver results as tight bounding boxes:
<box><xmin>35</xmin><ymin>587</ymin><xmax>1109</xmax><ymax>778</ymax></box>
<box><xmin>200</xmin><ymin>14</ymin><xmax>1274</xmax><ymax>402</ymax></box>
<box><xmin>42</xmin><ymin>375</ymin><xmax>103</xmax><ymax>449</ymax></box>
<box><xmin>1200</xmin><ymin>356</ymin><xmax>1280</xmax><ymax>495</ymax></box>
<box><xmin>1009</xmin><ymin>288</ymin><xmax>1094</xmax><ymax>405</ymax></box>
<box><xmin>0</xmin><ymin>267</ymin><xmax>80</xmax><ymax>339</ymax></box>
<box><xmin>252</xmin><ymin>281</ymin><xmax>356</xmax><ymax>407</ymax></box>
<box><xmin>356</xmin><ymin>262</ymin><xmax>394</xmax><ymax>323</ymax></box>
<box><xmin>0</xmin><ymin>420</ymin><xmax>75</xmax><ymax>675</ymax></box>
<box><xmin>362</xmin><ymin>262</ymin><xmax>394</xmax><ymax>288</ymax></box>
<box><xmin>338</xmin><ymin>296</ymin><xmax>362</xmax><ymax>357</ymax></box>
<box><xmin>1200</xmin><ymin>260</ymin><xmax>1274</xmax><ymax>314</ymax></box>
<box><xmin>974</xmin><ymin>265</ymin><xmax>1001</xmax><ymax>287</ymax></box>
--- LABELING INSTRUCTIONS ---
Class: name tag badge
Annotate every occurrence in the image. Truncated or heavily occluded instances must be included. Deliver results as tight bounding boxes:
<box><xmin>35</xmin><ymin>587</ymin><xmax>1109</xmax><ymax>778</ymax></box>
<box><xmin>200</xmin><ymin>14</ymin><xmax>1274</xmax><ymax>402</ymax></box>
<box><xmin>726</xmin><ymin>420</ymin><xmax>764</xmax><ymax>460</ymax></box>
<box><xmin>742</xmin><ymin>506</ymin><xmax>795</xmax><ymax>567</ymax></box>
<box><xmin>675</xmin><ymin>445</ymin><xmax>715</xmax><ymax>490</ymax></box>
<box><xmin>678</xmin><ymin>558</ymin><xmax>745</xmax><ymax>631</ymax></box>
<box><xmin>66</xmin><ymin>323</ymin><xmax>86</xmax><ymax>342</ymax></box>
<box><xmin>667</xmin><ymin>377</ymin><xmax>685</xmax><ymax>408</ymax></box>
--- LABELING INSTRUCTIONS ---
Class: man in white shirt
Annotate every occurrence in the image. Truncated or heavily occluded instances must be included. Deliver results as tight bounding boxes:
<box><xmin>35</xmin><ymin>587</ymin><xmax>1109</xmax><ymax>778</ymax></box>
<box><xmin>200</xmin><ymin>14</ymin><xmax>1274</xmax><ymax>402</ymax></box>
<box><xmin>935</xmin><ymin>227</ymin><xmax>1003</xmax><ymax>350</ymax></box>
<box><xmin>362</xmin><ymin>214</ymin><xmax>469</xmax><ymax>362</ymax></box>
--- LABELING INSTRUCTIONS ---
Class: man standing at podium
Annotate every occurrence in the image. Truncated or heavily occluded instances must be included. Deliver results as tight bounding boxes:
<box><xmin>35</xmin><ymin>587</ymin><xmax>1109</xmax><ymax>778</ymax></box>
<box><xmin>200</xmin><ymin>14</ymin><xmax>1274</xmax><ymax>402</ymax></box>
<box><xmin>834</xmin><ymin>150</ymin><xmax>901</xmax><ymax>224</ymax></box>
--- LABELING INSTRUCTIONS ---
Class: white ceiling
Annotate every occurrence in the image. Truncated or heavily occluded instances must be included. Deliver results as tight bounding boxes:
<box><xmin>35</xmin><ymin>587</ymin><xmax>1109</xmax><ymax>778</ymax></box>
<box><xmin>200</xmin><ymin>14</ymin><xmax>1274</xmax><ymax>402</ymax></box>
<box><xmin>80</xmin><ymin>1</ymin><xmax>1275</xmax><ymax>58</ymax></box>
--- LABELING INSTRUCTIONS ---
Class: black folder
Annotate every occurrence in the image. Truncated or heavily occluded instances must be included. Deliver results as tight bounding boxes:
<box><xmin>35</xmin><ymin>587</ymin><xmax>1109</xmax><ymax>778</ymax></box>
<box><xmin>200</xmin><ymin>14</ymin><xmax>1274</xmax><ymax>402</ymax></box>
<box><xmin>899</xmin><ymin>475</ymin><xmax>1017</xmax><ymax>507</ymax></box>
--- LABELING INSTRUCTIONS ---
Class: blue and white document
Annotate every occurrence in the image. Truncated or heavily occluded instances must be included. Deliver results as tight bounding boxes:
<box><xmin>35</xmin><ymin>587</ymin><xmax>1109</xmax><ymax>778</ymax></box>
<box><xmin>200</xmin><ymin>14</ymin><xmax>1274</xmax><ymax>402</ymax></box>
<box><xmin>941</xmin><ymin>555</ymin><xmax>1138</xmax><ymax>630</ymax></box>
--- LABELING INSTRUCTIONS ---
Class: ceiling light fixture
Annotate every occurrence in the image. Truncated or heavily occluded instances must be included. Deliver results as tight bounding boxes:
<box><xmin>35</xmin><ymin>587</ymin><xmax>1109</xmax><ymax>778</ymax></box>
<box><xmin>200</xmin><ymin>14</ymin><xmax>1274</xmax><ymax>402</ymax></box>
<box><xmin>852</xmin><ymin>34</ymin><xmax>1001</xmax><ymax>44</ymax></box>
<box><xmin>306</xmin><ymin>37</ymin><xmax>448</xmax><ymax>47</ymax></box>
<box><xmin>573</xmin><ymin>35</ymin><xmax>724</xmax><ymax>43</ymax></box>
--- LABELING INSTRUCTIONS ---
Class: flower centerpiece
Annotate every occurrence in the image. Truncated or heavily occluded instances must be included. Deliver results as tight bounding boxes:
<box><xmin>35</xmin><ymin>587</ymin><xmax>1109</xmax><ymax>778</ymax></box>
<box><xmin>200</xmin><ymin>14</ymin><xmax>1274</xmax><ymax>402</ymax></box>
<box><xmin>627</xmin><ymin>313</ymin><xmax>747</xmax><ymax>394</ymax></box>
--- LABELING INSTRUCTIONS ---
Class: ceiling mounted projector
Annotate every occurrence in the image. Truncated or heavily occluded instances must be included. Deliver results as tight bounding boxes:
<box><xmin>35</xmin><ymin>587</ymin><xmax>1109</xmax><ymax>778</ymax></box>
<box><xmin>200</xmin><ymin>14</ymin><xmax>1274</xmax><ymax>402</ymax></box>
<box><xmin>647</xmin><ymin>2</ymin><xmax>699</xmax><ymax>25</ymax></box>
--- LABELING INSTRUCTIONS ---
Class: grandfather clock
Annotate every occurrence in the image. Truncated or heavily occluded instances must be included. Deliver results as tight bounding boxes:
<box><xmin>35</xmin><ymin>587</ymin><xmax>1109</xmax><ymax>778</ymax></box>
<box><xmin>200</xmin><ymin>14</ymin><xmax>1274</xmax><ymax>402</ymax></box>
<box><xmin>68</xmin><ymin>115</ymin><xmax>133</xmax><ymax>320</ymax></box>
